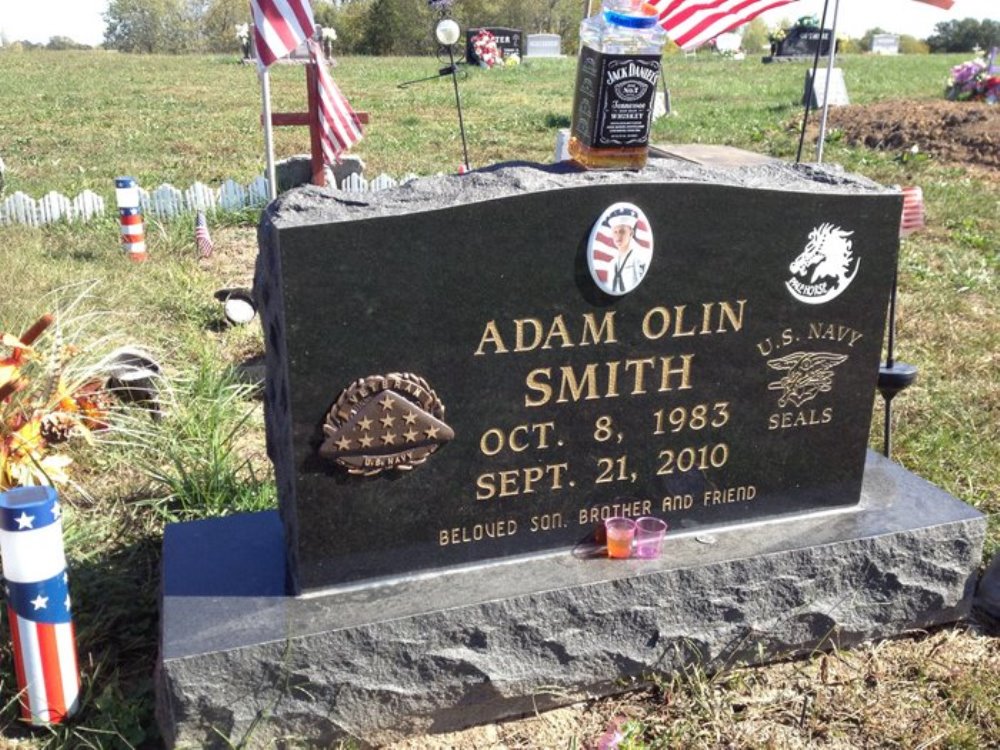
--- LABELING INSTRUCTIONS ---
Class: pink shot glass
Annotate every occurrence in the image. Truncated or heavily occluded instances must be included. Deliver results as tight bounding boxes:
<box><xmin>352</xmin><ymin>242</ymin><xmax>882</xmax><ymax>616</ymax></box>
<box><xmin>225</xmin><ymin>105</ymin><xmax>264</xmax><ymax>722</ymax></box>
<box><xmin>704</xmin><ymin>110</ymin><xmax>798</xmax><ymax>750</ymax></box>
<box><xmin>604</xmin><ymin>517</ymin><xmax>636</xmax><ymax>559</ymax></box>
<box><xmin>634</xmin><ymin>516</ymin><xmax>668</xmax><ymax>559</ymax></box>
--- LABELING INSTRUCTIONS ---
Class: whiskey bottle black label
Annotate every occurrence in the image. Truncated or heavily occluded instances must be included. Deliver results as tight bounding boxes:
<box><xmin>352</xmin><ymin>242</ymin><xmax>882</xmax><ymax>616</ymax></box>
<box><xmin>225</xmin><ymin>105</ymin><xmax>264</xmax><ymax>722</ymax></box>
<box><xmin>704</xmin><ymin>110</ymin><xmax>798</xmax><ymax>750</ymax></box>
<box><xmin>572</xmin><ymin>47</ymin><xmax>661</xmax><ymax>148</ymax></box>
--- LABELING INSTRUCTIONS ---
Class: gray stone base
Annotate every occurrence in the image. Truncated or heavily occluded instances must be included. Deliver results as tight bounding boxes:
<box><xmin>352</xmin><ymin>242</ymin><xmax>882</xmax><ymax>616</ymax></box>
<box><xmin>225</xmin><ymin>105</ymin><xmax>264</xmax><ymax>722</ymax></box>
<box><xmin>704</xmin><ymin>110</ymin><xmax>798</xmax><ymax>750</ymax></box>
<box><xmin>156</xmin><ymin>451</ymin><xmax>985</xmax><ymax>748</ymax></box>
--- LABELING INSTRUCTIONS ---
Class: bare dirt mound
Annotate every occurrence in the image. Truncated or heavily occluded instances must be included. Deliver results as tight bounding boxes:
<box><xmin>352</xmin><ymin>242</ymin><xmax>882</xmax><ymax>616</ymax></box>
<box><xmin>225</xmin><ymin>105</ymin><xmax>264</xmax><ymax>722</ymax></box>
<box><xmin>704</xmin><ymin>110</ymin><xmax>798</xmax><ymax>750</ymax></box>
<box><xmin>821</xmin><ymin>100</ymin><xmax>1000</xmax><ymax>169</ymax></box>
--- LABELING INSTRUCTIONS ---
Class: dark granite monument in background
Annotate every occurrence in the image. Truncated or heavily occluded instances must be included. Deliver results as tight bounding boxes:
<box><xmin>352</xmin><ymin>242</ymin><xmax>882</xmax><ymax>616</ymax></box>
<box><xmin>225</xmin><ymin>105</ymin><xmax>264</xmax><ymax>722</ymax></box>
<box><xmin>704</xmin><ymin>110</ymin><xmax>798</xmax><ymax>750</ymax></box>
<box><xmin>156</xmin><ymin>161</ymin><xmax>985</xmax><ymax>747</ymax></box>
<box><xmin>466</xmin><ymin>26</ymin><xmax>523</xmax><ymax>64</ymax></box>
<box><xmin>765</xmin><ymin>21</ymin><xmax>834</xmax><ymax>63</ymax></box>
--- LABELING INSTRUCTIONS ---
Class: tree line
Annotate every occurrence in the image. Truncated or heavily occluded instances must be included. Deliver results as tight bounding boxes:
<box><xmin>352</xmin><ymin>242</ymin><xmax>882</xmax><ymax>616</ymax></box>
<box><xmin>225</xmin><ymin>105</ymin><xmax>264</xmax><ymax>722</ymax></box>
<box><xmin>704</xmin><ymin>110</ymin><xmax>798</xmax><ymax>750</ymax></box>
<box><xmin>4</xmin><ymin>0</ymin><xmax>997</xmax><ymax>56</ymax></box>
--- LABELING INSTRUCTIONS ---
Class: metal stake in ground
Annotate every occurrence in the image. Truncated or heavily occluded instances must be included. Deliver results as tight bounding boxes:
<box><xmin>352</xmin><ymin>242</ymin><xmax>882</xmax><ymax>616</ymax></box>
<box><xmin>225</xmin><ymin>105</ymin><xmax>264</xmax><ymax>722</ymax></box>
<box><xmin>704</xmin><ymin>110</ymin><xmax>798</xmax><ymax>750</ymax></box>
<box><xmin>878</xmin><ymin>186</ymin><xmax>924</xmax><ymax>458</ymax></box>
<box><xmin>436</xmin><ymin>20</ymin><xmax>471</xmax><ymax>172</ymax></box>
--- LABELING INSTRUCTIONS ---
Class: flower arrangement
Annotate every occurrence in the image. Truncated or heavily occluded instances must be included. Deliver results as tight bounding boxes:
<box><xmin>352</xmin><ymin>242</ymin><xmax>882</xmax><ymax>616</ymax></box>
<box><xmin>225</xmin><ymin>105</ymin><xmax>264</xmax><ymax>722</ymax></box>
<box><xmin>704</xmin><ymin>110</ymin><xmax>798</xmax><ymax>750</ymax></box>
<box><xmin>0</xmin><ymin>313</ymin><xmax>111</xmax><ymax>490</ymax></box>
<box><xmin>946</xmin><ymin>58</ymin><xmax>999</xmax><ymax>103</ymax></box>
<box><xmin>471</xmin><ymin>29</ymin><xmax>501</xmax><ymax>69</ymax></box>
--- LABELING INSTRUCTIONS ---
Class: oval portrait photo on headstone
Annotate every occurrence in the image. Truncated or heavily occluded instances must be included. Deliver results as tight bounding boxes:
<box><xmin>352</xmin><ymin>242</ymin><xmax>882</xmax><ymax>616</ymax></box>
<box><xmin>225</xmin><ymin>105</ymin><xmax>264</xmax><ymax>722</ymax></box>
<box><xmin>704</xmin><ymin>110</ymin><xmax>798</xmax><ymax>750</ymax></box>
<box><xmin>587</xmin><ymin>202</ymin><xmax>653</xmax><ymax>296</ymax></box>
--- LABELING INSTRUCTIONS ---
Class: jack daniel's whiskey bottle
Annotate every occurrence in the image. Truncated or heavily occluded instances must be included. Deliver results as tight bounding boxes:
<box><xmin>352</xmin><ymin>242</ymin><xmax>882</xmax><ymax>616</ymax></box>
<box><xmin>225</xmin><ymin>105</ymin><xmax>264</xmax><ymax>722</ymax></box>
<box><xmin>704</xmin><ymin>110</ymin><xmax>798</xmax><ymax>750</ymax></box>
<box><xmin>569</xmin><ymin>0</ymin><xmax>667</xmax><ymax>170</ymax></box>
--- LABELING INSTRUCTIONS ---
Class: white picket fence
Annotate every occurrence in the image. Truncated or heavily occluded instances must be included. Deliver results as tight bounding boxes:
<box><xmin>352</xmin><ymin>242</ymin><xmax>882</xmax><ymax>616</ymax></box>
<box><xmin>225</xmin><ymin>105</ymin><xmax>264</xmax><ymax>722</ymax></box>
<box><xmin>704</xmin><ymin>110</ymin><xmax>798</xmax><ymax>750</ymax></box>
<box><xmin>0</xmin><ymin>172</ymin><xmax>418</xmax><ymax>227</ymax></box>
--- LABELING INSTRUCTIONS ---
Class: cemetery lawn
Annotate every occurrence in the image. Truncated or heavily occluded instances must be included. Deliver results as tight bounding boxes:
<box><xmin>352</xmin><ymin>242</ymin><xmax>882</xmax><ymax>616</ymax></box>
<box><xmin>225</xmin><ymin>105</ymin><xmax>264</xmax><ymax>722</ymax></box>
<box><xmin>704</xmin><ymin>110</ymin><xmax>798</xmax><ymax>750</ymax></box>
<box><xmin>0</xmin><ymin>49</ymin><xmax>997</xmax><ymax>748</ymax></box>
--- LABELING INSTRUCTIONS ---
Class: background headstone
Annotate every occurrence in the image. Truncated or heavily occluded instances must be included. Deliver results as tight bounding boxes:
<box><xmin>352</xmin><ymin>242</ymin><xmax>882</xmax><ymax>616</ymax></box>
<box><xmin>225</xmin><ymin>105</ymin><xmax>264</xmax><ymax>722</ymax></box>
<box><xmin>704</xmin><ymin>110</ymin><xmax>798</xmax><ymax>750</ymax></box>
<box><xmin>871</xmin><ymin>34</ymin><xmax>900</xmax><ymax>55</ymax></box>
<box><xmin>767</xmin><ymin>24</ymin><xmax>833</xmax><ymax>61</ymax></box>
<box><xmin>466</xmin><ymin>27</ymin><xmax>523</xmax><ymax>64</ymax></box>
<box><xmin>526</xmin><ymin>33</ymin><xmax>562</xmax><ymax>58</ymax></box>
<box><xmin>804</xmin><ymin>67</ymin><xmax>850</xmax><ymax>108</ymax></box>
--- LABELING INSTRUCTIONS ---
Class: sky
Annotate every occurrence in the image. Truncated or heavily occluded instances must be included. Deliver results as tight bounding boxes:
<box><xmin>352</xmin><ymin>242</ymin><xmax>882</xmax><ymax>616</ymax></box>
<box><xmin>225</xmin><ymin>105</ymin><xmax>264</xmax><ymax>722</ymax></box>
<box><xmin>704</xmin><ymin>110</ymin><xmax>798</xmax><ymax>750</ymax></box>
<box><xmin>0</xmin><ymin>0</ymin><xmax>997</xmax><ymax>47</ymax></box>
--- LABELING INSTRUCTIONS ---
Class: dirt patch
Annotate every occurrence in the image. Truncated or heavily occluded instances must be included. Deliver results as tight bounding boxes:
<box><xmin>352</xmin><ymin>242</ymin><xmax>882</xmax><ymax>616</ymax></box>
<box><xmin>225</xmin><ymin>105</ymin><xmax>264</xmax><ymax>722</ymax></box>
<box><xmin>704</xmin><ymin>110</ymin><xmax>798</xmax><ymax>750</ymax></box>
<box><xmin>819</xmin><ymin>99</ymin><xmax>1000</xmax><ymax>170</ymax></box>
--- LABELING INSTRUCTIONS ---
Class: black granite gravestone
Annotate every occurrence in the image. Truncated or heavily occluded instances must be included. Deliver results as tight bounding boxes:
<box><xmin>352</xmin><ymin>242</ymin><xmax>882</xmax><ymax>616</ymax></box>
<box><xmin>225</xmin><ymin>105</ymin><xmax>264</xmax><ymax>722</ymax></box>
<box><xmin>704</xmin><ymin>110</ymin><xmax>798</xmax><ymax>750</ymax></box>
<box><xmin>766</xmin><ymin>24</ymin><xmax>833</xmax><ymax>61</ymax></box>
<box><xmin>466</xmin><ymin>27</ymin><xmax>523</xmax><ymax>64</ymax></box>
<box><xmin>156</xmin><ymin>163</ymin><xmax>985</xmax><ymax>747</ymax></box>
<box><xmin>257</xmin><ymin>162</ymin><xmax>902</xmax><ymax>593</ymax></box>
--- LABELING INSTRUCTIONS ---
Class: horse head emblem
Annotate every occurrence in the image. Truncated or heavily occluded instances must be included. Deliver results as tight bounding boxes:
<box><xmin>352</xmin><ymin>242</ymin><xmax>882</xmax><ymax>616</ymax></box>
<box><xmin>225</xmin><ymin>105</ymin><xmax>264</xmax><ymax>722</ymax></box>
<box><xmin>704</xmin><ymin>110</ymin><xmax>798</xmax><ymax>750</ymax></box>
<box><xmin>786</xmin><ymin>223</ymin><xmax>860</xmax><ymax>304</ymax></box>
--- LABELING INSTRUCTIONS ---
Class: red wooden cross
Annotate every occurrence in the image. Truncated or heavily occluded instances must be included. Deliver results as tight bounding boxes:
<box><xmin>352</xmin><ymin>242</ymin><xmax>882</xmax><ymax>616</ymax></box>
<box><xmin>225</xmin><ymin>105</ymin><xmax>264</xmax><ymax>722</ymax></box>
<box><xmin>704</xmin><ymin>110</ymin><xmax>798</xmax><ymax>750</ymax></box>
<box><xmin>270</xmin><ymin>62</ymin><xmax>369</xmax><ymax>187</ymax></box>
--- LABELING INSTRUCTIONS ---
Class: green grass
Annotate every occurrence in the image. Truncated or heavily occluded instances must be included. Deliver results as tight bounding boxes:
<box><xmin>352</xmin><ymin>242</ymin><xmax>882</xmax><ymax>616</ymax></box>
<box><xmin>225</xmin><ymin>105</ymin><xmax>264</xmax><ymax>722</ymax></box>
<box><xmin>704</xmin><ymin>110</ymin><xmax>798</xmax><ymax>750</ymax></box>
<box><xmin>0</xmin><ymin>48</ymin><xmax>997</xmax><ymax>747</ymax></box>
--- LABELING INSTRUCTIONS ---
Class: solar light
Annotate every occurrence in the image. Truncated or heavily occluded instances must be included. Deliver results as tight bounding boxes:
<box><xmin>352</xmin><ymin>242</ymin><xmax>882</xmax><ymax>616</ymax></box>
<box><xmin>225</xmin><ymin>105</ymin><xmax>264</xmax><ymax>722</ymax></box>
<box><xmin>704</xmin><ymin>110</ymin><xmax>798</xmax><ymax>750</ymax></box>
<box><xmin>435</xmin><ymin>19</ymin><xmax>460</xmax><ymax>46</ymax></box>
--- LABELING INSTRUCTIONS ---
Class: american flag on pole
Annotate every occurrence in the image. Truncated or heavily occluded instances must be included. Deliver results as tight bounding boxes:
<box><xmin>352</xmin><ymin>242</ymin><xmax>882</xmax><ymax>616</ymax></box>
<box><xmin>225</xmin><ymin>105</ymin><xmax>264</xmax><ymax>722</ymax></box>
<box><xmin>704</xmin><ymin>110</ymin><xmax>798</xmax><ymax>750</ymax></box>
<box><xmin>250</xmin><ymin>0</ymin><xmax>315</xmax><ymax>69</ymax></box>
<box><xmin>195</xmin><ymin>211</ymin><xmax>214</xmax><ymax>258</ymax></box>
<box><xmin>651</xmin><ymin>0</ymin><xmax>801</xmax><ymax>51</ymax></box>
<box><xmin>0</xmin><ymin>486</ymin><xmax>80</xmax><ymax>725</ymax></box>
<box><xmin>308</xmin><ymin>39</ymin><xmax>364</xmax><ymax>164</ymax></box>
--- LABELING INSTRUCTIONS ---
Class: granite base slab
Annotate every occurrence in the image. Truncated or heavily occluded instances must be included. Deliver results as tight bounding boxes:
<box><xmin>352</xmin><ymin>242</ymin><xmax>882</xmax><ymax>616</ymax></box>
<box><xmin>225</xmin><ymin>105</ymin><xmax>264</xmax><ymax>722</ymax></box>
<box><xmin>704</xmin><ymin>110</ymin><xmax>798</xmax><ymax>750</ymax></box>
<box><xmin>156</xmin><ymin>451</ymin><xmax>985</xmax><ymax>748</ymax></box>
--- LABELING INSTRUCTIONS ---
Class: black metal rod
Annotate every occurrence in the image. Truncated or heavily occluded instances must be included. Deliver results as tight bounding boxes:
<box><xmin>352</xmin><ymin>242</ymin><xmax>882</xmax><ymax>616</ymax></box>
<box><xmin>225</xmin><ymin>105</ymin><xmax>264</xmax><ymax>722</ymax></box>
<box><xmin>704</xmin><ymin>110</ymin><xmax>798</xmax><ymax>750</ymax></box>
<box><xmin>796</xmin><ymin>0</ymin><xmax>832</xmax><ymax>163</ymax></box>
<box><xmin>448</xmin><ymin>46</ymin><xmax>470</xmax><ymax>171</ymax></box>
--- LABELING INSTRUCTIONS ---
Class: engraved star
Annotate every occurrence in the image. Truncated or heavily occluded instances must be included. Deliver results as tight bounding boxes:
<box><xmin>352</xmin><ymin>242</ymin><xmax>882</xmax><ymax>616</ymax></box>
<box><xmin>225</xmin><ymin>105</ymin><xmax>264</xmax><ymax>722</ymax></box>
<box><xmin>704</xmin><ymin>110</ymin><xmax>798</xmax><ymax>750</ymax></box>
<box><xmin>424</xmin><ymin>425</ymin><xmax>440</xmax><ymax>440</ymax></box>
<box><xmin>358</xmin><ymin>434</ymin><xmax>374</xmax><ymax>448</ymax></box>
<box><xmin>379</xmin><ymin>395</ymin><xmax>394</xmax><ymax>411</ymax></box>
<box><xmin>403</xmin><ymin>411</ymin><xmax>418</xmax><ymax>426</ymax></box>
<box><xmin>335</xmin><ymin>436</ymin><xmax>353</xmax><ymax>452</ymax></box>
<box><xmin>403</xmin><ymin>428</ymin><xmax>419</xmax><ymax>443</ymax></box>
<box><xmin>31</xmin><ymin>594</ymin><xmax>48</xmax><ymax>610</ymax></box>
<box><xmin>15</xmin><ymin>512</ymin><xmax>35</xmax><ymax>530</ymax></box>
<box><xmin>381</xmin><ymin>431</ymin><xmax>397</xmax><ymax>446</ymax></box>
<box><xmin>358</xmin><ymin>417</ymin><xmax>373</xmax><ymax>431</ymax></box>
<box><xmin>380</xmin><ymin>415</ymin><xmax>395</xmax><ymax>429</ymax></box>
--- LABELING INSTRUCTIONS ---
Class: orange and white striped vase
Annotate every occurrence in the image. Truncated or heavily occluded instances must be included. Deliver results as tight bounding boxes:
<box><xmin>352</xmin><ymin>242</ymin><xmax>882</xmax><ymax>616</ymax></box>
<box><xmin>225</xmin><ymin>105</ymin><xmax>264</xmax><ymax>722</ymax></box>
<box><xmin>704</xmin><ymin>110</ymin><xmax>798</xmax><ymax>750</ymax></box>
<box><xmin>115</xmin><ymin>177</ymin><xmax>147</xmax><ymax>262</ymax></box>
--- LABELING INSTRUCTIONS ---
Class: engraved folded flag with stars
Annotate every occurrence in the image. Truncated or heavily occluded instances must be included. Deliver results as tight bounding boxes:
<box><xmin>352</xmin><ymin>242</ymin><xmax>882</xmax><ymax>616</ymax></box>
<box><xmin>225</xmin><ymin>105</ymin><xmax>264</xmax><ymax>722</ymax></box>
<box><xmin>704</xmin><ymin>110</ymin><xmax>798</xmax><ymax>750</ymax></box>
<box><xmin>0</xmin><ymin>486</ymin><xmax>80</xmax><ymax>725</ymax></box>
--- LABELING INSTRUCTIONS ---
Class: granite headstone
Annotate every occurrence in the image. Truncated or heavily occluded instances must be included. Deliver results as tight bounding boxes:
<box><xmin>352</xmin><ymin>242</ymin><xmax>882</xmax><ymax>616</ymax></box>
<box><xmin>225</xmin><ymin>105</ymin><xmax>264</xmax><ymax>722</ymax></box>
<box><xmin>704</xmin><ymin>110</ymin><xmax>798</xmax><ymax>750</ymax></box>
<box><xmin>257</xmin><ymin>161</ymin><xmax>902</xmax><ymax>593</ymax></box>
<box><xmin>466</xmin><ymin>27</ymin><xmax>523</xmax><ymax>64</ymax></box>
<box><xmin>766</xmin><ymin>25</ymin><xmax>833</xmax><ymax>61</ymax></box>
<box><xmin>155</xmin><ymin>162</ymin><xmax>986</xmax><ymax>747</ymax></box>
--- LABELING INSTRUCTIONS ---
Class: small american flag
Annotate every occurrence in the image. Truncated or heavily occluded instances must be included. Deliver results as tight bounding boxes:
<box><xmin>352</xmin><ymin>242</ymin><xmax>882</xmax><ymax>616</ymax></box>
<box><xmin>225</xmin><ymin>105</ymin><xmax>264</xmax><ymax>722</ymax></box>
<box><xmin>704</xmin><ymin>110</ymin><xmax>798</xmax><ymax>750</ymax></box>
<box><xmin>899</xmin><ymin>186</ymin><xmax>925</xmax><ymax>237</ymax></box>
<box><xmin>195</xmin><ymin>212</ymin><xmax>214</xmax><ymax>258</ymax></box>
<box><xmin>308</xmin><ymin>39</ymin><xmax>364</xmax><ymax>165</ymax></box>
<box><xmin>651</xmin><ymin>0</ymin><xmax>801</xmax><ymax>51</ymax></box>
<box><xmin>250</xmin><ymin>0</ymin><xmax>315</xmax><ymax>69</ymax></box>
<box><xmin>0</xmin><ymin>486</ymin><xmax>80</xmax><ymax>725</ymax></box>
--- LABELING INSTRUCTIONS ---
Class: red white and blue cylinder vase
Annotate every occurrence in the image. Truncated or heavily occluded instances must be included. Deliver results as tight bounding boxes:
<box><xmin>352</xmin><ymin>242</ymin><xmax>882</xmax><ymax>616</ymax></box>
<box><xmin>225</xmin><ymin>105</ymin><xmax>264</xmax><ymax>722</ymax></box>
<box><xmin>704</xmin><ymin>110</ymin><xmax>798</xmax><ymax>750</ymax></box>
<box><xmin>115</xmin><ymin>176</ymin><xmax>147</xmax><ymax>262</ymax></box>
<box><xmin>0</xmin><ymin>486</ymin><xmax>80</xmax><ymax>724</ymax></box>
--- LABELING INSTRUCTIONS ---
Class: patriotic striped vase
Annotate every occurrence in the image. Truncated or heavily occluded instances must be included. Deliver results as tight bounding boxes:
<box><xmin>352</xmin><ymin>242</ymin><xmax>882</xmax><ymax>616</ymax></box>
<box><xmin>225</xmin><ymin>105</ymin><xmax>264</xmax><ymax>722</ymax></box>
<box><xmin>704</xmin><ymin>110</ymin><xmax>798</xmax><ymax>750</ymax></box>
<box><xmin>0</xmin><ymin>486</ymin><xmax>80</xmax><ymax>724</ymax></box>
<box><xmin>115</xmin><ymin>177</ymin><xmax>147</xmax><ymax>262</ymax></box>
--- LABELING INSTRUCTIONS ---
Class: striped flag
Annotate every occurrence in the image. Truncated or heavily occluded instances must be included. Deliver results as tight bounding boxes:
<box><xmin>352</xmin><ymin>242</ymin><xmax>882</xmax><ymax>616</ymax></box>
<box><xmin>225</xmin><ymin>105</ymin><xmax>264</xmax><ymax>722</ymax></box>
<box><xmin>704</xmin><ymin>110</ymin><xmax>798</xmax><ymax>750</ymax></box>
<box><xmin>308</xmin><ymin>39</ymin><xmax>364</xmax><ymax>165</ymax></box>
<box><xmin>250</xmin><ymin>0</ymin><xmax>315</xmax><ymax>69</ymax></box>
<box><xmin>913</xmin><ymin>0</ymin><xmax>953</xmax><ymax>8</ymax></box>
<box><xmin>899</xmin><ymin>186</ymin><xmax>925</xmax><ymax>237</ymax></box>
<box><xmin>651</xmin><ymin>0</ymin><xmax>801</xmax><ymax>51</ymax></box>
<box><xmin>0</xmin><ymin>486</ymin><xmax>80</xmax><ymax>725</ymax></box>
<box><xmin>195</xmin><ymin>211</ymin><xmax>215</xmax><ymax>258</ymax></box>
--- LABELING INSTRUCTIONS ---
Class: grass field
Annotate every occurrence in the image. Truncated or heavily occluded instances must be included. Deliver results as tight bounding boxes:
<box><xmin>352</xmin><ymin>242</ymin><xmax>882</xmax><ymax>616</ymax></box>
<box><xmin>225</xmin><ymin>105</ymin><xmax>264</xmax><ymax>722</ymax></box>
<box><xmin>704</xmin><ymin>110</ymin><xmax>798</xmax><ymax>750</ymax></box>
<box><xmin>0</xmin><ymin>48</ymin><xmax>997</xmax><ymax>747</ymax></box>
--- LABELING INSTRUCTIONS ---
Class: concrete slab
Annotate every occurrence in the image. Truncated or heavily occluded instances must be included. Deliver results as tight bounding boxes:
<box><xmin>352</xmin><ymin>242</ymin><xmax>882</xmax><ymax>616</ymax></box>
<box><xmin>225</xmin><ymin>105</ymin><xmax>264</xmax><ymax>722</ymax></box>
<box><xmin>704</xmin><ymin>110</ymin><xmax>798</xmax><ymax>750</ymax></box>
<box><xmin>156</xmin><ymin>451</ymin><xmax>984</xmax><ymax>747</ymax></box>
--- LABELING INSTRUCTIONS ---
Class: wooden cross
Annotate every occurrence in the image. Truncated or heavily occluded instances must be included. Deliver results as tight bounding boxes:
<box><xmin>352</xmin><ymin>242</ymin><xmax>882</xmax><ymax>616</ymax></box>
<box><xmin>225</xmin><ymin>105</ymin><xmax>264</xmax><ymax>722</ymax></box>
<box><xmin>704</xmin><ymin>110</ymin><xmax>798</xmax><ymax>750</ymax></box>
<box><xmin>270</xmin><ymin>62</ymin><xmax>369</xmax><ymax>187</ymax></box>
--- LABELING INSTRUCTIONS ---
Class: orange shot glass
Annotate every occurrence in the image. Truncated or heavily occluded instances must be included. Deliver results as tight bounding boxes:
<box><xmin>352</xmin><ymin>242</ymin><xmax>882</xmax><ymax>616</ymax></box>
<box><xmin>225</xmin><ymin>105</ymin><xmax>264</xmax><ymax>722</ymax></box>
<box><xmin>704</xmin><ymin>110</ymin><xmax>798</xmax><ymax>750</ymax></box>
<box><xmin>605</xmin><ymin>517</ymin><xmax>636</xmax><ymax>559</ymax></box>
